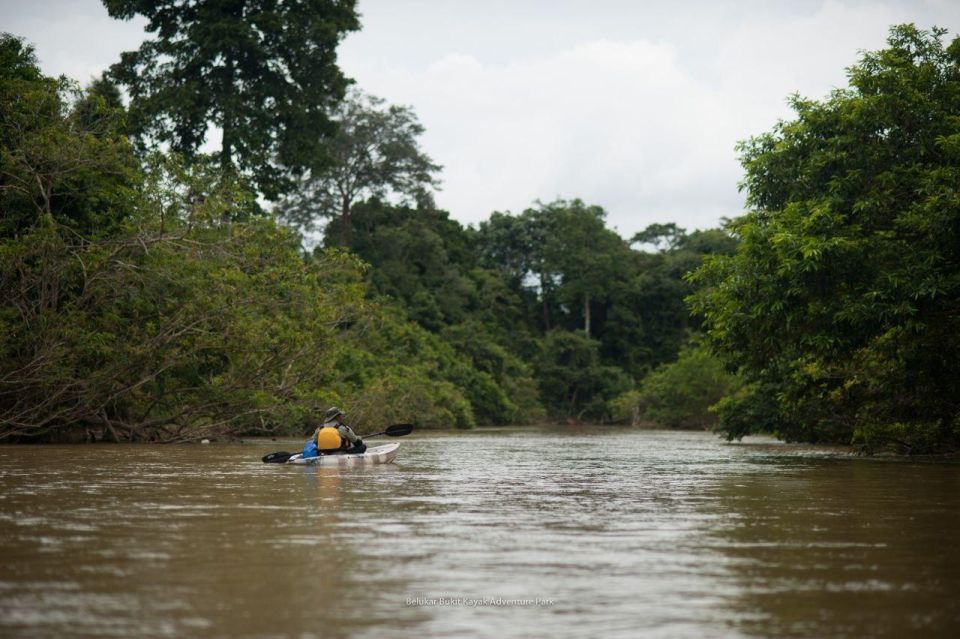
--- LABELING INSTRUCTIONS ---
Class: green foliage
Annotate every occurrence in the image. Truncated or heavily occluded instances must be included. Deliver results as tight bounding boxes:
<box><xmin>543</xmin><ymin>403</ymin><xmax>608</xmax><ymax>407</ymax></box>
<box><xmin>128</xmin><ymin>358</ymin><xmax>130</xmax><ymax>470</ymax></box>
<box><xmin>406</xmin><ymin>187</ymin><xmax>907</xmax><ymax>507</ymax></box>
<box><xmin>475</xmin><ymin>200</ymin><xmax>629</xmax><ymax>337</ymax></box>
<box><xmin>535</xmin><ymin>330</ymin><xmax>629</xmax><ymax>421</ymax></box>
<box><xmin>0</xmin><ymin>35</ymin><xmax>139</xmax><ymax>239</ymax></box>
<box><xmin>690</xmin><ymin>25</ymin><xmax>960</xmax><ymax>453</ymax></box>
<box><xmin>279</xmin><ymin>90</ymin><xmax>441</xmax><ymax>245</ymax></box>
<box><xmin>0</xmin><ymin>156</ymin><xmax>481</xmax><ymax>439</ymax></box>
<box><xmin>347</xmin><ymin>367</ymin><xmax>475</xmax><ymax>430</ymax></box>
<box><xmin>315</xmin><ymin>200</ymin><xmax>545</xmax><ymax>424</ymax></box>
<box><xmin>324</xmin><ymin>196</ymin><xmax>663</xmax><ymax>425</ymax></box>
<box><xmin>631</xmin><ymin>222</ymin><xmax>686</xmax><ymax>252</ymax></box>
<box><xmin>104</xmin><ymin>0</ymin><xmax>360</xmax><ymax>199</ymax></box>
<box><xmin>442</xmin><ymin>322</ymin><xmax>546</xmax><ymax>424</ymax></box>
<box><xmin>0</xmin><ymin>33</ymin><xmax>42</xmax><ymax>82</ymax></box>
<box><xmin>334</xmin><ymin>308</ymin><xmax>477</xmax><ymax>430</ymax></box>
<box><xmin>1</xmin><ymin>28</ymin><xmax>745</xmax><ymax>439</ymax></box>
<box><xmin>475</xmin><ymin>200</ymin><xmax>736</xmax><ymax>382</ymax></box>
<box><xmin>0</xmin><ymin>190</ymin><xmax>362</xmax><ymax>441</ymax></box>
<box><xmin>611</xmin><ymin>341</ymin><xmax>741</xmax><ymax>429</ymax></box>
<box><xmin>709</xmin><ymin>383</ymin><xmax>785</xmax><ymax>442</ymax></box>
<box><xmin>324</xmin><ymin>200</ymin><xmax>477</xmax><ymax>329</ymax></box>
<box><xmin>0</xmin><ymin>41</ymin><xmax>477</xmax><ymax>440</ymax></box>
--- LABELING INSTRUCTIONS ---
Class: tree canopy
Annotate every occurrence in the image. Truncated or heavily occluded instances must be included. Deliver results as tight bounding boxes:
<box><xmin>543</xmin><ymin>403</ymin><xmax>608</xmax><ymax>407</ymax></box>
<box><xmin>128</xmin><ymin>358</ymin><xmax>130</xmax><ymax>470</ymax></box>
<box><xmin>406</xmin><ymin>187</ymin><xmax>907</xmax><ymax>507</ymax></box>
<box><xmin>0</xmin><ymin>39</ymin><xmax>470</xmax><ymax>441</ymax></box>
<box><xmin>322</xmin><ymin>196</ymin><xmax>735</xmax><ymax>422</ymax></box>
<box><xmin>280</xmin><ymin>89</ymin><xmax>441</xmax><ymax>246</ymax></box>
<box><xmin>0</xmin><ymin>34</ymin><xmax>139</xmax><ymax>240</ymax></box>
<box><xmin>690</xmin><ymin>25</ymin><xmax>960</xmax><ymax>453</ymax></box>
<box><xmin>104</xmin><ymin>0</ymin><xmax>360</xmax><ymax>200</ymax></box>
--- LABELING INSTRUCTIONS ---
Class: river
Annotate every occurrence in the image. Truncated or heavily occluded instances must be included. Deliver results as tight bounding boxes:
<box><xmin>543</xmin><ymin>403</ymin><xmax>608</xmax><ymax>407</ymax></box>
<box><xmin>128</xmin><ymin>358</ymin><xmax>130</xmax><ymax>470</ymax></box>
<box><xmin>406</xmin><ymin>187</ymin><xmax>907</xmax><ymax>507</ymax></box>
<box><xmin>1</xmin><ymin>428</ymin><xmax>957</xmax><ymax>638</ymax></box>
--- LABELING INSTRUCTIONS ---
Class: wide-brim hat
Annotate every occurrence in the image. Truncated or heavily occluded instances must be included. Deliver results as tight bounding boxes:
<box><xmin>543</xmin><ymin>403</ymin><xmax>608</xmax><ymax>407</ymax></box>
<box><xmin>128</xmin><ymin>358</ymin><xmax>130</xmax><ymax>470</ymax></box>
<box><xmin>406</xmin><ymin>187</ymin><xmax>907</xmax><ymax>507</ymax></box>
<box><xmin>324</xmin><ymin>406</ymin><xmax>344</xmax><ymax>422</ymax></box>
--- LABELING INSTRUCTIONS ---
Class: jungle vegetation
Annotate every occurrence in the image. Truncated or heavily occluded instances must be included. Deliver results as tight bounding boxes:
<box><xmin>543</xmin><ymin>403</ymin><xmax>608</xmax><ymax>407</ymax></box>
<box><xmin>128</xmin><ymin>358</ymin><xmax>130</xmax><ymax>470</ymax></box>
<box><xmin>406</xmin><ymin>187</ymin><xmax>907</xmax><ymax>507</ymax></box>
<box><xmin>690</xmin><ymin>25</ymin><xmax>960</xmax><ymax>454</ymax></box>
<box><xmin>1</xmin><ymin>12</ymin><xmax>957</xmax><ymax>454</ymax></box>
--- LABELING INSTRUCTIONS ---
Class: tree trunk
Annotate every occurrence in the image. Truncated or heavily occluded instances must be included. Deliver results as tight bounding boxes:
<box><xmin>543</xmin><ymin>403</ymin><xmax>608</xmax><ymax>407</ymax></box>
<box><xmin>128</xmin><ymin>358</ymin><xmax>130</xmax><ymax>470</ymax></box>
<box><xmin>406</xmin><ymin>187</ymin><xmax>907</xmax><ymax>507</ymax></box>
<box><xmin>339</xmin><ymin>194</ymin><xmax>351</xmax><ymax>248</ymax></box>
<box><xmin>583</xmin><ymin>292</ymin><xmax>591</xmax><ymax>337</ymax></box>
<box><xmin>540</xmin><ymin>276</ymin><xmax>551</xmax><ymax>330</ymax></box>
<box><xmin>220</xmin><ymin>57</ymin><xmax>235</xmax><ymax>173</ymax></box>
<box><xmin>221</xmin><ymin>135</ymin><xmax>232</xmax><ymax>173</ymax></box>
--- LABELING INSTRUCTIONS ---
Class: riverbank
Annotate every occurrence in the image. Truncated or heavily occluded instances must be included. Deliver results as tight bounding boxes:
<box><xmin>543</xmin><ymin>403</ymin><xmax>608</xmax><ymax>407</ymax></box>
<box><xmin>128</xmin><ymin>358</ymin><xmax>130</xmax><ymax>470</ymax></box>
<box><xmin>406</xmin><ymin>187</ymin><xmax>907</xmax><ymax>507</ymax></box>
<box><xmin>11</xmin><ymin>421</ymin><xmax>960</xmax><ymax>462</ymax></box>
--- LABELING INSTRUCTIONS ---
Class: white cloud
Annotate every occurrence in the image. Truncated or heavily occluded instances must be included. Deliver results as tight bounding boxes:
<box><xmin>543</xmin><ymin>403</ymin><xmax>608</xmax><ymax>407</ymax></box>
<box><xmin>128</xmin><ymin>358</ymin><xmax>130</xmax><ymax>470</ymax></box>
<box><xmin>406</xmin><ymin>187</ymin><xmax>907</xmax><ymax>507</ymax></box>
<box><xmin>1</xmin><ymin>0</ymin><xmax>146</xmax><ymax>84</ymax></box>
<box><xmin>346</xmin><ymin>38</ymin><xmax>744</xmax><ymax>235</ymax></box>
<box><xmin>341</xmin><ymin>0</ymin><xmax>960</xmax><ymax>237</ymax></box>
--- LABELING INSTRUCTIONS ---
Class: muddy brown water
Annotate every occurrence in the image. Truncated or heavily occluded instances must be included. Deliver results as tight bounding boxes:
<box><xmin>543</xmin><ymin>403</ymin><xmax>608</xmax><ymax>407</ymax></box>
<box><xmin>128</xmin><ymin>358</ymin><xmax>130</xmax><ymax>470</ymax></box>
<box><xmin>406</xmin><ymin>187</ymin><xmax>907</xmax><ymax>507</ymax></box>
<box><xmin>1</xmin><ymin>428</ymin><xmax>958</xmax><ymax>638</ymax></box>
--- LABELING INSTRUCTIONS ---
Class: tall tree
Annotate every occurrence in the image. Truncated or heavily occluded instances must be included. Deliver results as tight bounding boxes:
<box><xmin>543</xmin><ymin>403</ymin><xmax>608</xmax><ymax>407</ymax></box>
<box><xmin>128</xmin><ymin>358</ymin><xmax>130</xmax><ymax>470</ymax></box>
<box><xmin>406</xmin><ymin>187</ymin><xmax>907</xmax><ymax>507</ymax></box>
<box><xmin>690</xmin><ymin>25</ymin><xmax>960</xmax><ymax>453</ymax></box>
<box><xmin>540</xmin><ymin>200</ymin><xmax>628</xmax><ymax>337</ymax></box>
<box><xmin>323</xmin><ymin>199</ymin><xmax>476</xmax><ymax>329</ymax></box>
<box><xmin>475</xmin><ymin>200</ymin><xmax>628</xmax><ymax>336</ymax></box>
<box><xmin>103</xmin><ymin>0</ymin><xmax>360</xmax><ymax>200</ymax></box>
<box><xmin>280</xmin><ymin>89</ymin><xmax>441</xmax><ymax>246</ymax></box>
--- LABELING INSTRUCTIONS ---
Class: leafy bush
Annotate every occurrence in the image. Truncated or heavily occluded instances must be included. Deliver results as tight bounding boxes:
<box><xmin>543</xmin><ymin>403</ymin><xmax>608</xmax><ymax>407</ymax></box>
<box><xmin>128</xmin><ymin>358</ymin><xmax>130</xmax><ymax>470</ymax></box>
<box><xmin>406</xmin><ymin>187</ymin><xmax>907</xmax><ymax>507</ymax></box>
<box><xmin>612</xmin><ymin>342</ymin><xmax>741</xmax><ymax>429</ymax></box>
<box><xmin>346</xmin><ymin>366</ymin><xmax>475</xmax><ymax>430</ymax></box>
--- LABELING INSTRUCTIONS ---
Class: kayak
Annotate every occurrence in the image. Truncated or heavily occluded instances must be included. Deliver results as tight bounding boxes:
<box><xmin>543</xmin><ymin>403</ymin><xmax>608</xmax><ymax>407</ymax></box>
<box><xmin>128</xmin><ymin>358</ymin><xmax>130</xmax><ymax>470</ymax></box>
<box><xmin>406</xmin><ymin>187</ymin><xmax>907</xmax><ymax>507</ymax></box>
<box><xmin>286</xmin><ymin>442</ymin><xmax>401</xmax><ymax>466</ymax></box>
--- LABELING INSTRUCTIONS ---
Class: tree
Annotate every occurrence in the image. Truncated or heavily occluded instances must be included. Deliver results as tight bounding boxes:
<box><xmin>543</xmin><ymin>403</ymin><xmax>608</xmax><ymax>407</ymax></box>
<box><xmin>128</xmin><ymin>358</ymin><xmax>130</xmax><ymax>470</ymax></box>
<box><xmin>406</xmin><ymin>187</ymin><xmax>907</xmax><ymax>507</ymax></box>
<box><xmin>474</xmin><ymin>209</ymin><xmax>552</xmax><ymax>329</ymax></box>
<box><xmin>103</xmin><ymin>0</ymin><xmax>360</xmax><ymax>199</ymax></box>
<box><xmin>473</xmin><ymin>201</ymin><xmax>734</xmax><ymax>379</ymax></box>
<box><xmin>0</xmin><ymin>39</ymin><xmax>492</xmax><ymax>440</ymax></box>
<box><xmin>320</xmin><ymin>200</ymin><xmax>475</xmax><ymax>328</ymax></box>
<box><xmin>280</xmin><ymin>90</ymin><xmax>441</xmax><ymax>246</ymax></box>
<box><xmin>0</xmin><ymin>153</ymin><xmax>366</xmax><ymax>441</ymax></box>
<box><xmin>0</xmin><ymin>148</ymin><xmax>476</xmax><ymax>441</ymax></box>
<box><xmin>74</xmin><ymin>75</ymin><xmax>127</xmax><ymax>134</ymax></box>
<box><xmin>631</xmin><ymin>222</ymin><xmax>686</xmax><ymax>252</ymax></box>
<box><xmin>539</xmin><ymin>200</ymin><xmax>629</xmax><ymax>337</ymax></box>
<box><xmin>0</xmin><ymin>32</ymin><xmax>42</xmax><ymax>83</ymax></box>
<box><xmin>474</xmin><ymin>199</ymin><xmax>629</xmax><ymax>336</ymax></box>
<box><xmin>689</xmin><ymin>25</ymin><xmax>960</xmax><ymax>453</ymax></box>
<box><xmin>535</xmin><ymin>329</ymin><xmax>628</xmax><ymax>420</ymax></box>
<box><xmin>0</xmin><ymin>34</ymin><xmax>139</xmax><ymax>239</ymax></box>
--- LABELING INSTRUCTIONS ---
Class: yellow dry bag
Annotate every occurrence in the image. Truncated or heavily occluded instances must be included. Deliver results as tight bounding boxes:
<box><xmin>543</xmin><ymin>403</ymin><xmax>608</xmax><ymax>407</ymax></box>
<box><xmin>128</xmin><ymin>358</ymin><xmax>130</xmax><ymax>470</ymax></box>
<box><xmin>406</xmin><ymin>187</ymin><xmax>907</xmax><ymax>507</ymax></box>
<box><xmin>316</xmin><ymin>426</ymin><xmax>343</xmax><ymax>451</ymax></box>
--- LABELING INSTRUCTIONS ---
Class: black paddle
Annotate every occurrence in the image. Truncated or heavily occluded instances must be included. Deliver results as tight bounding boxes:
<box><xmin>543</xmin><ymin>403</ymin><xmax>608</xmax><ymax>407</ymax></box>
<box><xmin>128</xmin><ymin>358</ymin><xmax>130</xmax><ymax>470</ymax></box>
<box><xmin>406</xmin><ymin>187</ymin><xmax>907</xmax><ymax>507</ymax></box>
<box><xmin>261</xmin><ymin>450</ymin><xmax>295</xmax><ymax>463</ymax></box>
<box><xmin>261</xmin><ymin>423</ymin><xmax>414</xmax><ymax>463</ymax></box>
<box><xmin>361</xmin><ymin>423</ymin><xmax>414</xmax><ymax>438</ymax></box>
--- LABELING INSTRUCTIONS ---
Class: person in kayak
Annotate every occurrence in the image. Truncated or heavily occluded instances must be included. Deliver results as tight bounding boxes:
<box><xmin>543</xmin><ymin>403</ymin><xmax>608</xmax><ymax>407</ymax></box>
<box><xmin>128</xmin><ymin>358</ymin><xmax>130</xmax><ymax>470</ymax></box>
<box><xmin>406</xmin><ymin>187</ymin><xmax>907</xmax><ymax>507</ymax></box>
<box><xmin>302</xmin><ymin>407</ymin><xmax>367</xmax><ymax>458</ymax></box>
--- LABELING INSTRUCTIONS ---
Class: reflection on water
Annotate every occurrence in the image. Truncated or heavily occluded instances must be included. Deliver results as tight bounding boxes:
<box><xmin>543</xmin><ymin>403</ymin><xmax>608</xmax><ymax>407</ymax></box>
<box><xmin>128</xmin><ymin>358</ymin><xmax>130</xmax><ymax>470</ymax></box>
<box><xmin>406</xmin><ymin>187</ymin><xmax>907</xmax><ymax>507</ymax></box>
<box><xmin>0</xmin><ymin>429</ymin><xmax>957</xmax><ymax>638</ymax></box>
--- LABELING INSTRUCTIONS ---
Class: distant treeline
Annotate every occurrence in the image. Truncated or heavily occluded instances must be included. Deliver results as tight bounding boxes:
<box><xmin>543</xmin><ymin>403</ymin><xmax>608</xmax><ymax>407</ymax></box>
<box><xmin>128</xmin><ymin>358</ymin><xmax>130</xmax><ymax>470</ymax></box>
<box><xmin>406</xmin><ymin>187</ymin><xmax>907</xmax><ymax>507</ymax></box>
<box><xmin>0</xmin><ymin>23</ymin><xmax>735</xmax><ymax>442</ymax></box>
<box><xmin>1</xmin><ymin>12</ymin><xmax>958</xmax><ymax>453</ymax></box>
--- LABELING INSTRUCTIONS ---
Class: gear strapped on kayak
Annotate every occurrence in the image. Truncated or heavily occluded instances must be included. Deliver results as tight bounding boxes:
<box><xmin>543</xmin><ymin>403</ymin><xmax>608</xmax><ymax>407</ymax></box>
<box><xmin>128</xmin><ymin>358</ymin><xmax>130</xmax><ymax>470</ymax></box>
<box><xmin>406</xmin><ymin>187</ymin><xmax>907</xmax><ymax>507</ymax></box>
<box><xmin>315</xmin><ymin>426</ymin><xmax>342</xmax><ymax>451</ymax></box>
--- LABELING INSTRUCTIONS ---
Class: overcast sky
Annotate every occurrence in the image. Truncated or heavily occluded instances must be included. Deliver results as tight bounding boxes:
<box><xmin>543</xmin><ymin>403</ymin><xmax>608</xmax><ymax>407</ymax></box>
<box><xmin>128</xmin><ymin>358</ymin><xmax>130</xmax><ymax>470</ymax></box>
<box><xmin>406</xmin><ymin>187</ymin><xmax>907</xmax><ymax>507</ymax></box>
<box><xmin>4</xmin><ymin>0</ymin><xmax>959</xmax><ymax>237</ymax></box>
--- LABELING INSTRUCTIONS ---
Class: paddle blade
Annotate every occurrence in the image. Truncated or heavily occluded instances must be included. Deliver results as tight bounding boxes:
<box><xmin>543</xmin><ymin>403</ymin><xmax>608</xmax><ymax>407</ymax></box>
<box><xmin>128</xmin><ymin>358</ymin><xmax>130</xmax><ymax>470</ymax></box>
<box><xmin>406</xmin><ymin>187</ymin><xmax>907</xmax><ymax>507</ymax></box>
<box><xmin>262</xmin><ymin>451</ymin><xmax>294</xmax><ymax>464</ymax></box>
<box><xmin>384</xmin><ymin>423</ymin><xmax>414</xmax><ymax>437</ymax></box>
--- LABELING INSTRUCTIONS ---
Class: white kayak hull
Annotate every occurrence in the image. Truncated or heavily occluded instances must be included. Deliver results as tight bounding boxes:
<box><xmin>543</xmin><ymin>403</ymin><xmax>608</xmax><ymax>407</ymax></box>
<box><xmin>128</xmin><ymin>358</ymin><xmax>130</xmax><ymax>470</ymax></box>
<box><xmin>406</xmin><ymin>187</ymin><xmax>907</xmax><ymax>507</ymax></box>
<box><xmin>286</xmin><ymin>442</ymin><xmax>400</xmax><ymax>466</ymax></box>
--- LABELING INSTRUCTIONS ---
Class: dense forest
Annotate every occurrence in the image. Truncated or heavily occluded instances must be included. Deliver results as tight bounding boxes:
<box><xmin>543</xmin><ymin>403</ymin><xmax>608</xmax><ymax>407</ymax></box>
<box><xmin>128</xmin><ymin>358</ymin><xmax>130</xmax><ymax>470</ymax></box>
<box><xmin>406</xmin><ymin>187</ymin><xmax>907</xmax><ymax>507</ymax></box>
<box><xmin>1</xmin><ymin>5</ymin><xmax>957</xmax><ymax>453</ymax></box>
